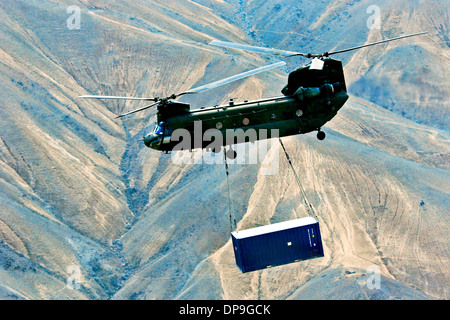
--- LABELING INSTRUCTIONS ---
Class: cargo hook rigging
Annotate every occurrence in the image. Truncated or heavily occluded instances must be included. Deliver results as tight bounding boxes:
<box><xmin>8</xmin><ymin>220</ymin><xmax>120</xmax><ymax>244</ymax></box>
<box><xmin>278</xmin><ymin>138</ymin><xmax>318</xmax><ymax>220</ymax></box>
<box><xmin>224</xmin><ymin>148</ymin><xmax>237</xmax><ymax>232</ymax></box>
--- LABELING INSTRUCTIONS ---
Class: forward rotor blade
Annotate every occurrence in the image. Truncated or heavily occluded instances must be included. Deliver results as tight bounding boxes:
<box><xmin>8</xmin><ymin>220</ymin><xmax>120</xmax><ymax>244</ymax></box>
<box><xmin>181</xmin><ymin>61</ymin><xmax>286</xmax><ymax>95</ymax></box>
<box><xmin>116</xmin><ymin>101</ymin><xmax>160</xmax><ymax>118</ymax></box>
<box><xmin>210</xmin><ymin>40</ymin><xmax>308</xmax><ymax>57</ymax></box>
<box><xmin>79</xmin><ymin>95</ymin><xmax>156</xmax><ymax>101</ymax></box>
<box><xmin>327</xmin><ymin>31</ymin><xmax>428</xmax><ymax>56</ymax></box>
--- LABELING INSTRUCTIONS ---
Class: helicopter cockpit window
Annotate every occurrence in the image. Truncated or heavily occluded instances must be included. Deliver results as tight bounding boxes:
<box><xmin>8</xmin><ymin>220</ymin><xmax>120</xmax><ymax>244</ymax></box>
<box><xmin>153</xmin><ymin>122</ymin><xmax>172</xmax><ymax>136</ymax></box>
<box><xmin>153</xmin><ymin>122</ymin><xmax>165</xmax><ymax>135</ymax></box>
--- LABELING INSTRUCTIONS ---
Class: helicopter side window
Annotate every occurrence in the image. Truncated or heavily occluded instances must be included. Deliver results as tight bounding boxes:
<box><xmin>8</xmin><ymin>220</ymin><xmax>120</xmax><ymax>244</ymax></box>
<box><xmin>164</xmin><ymin>124</ymin><xmax>173</xmax><ymax>135</ymax></box>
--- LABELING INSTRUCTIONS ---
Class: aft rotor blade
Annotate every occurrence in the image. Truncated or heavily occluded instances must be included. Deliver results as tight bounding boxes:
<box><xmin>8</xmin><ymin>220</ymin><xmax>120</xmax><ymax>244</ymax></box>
<box><xmin>210</xmin><ymin>40</ymin><xmax>308</xmax><ymax>57</ymax></box>
<box><xmin>79</xmin><ymin>95</ymin><xmax>156</xmax><ymax>101</ymax></box>
<box><xmin>116</xmin><ymin>101</ymin><xmax>160</xmax><ymax>118</ymax></box>
<box><xmin>327</xmin><ymin>31</ymin><xmax>428</xmax><ymax>56</ymax></box>
<box><xmin>181</xmin><ymin>61</ymin><xmax>286</xmax><ymax>95</ymax></box>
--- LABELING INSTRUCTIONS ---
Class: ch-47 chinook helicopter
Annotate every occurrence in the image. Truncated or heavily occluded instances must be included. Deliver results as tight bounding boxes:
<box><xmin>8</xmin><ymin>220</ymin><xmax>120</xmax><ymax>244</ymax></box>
<box><xmin>80</xmin><ymin>32</ymin><xmax>427</xmax><ymax>159</ymax></box>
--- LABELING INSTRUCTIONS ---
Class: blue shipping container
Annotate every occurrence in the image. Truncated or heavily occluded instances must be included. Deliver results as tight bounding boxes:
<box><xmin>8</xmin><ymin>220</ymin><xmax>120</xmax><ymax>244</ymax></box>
<box><xmin>231</xmin><ymin>217</ymin><xmax>324</xmax><ymax>273</ymax></box>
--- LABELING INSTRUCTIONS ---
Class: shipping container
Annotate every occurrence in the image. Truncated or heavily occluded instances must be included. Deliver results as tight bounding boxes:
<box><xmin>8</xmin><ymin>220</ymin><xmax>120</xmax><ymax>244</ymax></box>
<box><xmin>231</xmin><ymin>217</ymin><xmax>324</xmax><ymax>273</ymax></box>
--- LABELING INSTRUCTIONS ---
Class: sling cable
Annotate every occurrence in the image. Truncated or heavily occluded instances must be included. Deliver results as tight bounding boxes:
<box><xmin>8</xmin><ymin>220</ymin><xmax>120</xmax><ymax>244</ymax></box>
<box><xmin>223</xmin><ymin>148</ymin><xmax>237</xmax><ymax>232</ymax></box>
<box><xmin>278</xmin><ymin>138</ymin><xmax>318</xmax><ymax>220</ymax></box>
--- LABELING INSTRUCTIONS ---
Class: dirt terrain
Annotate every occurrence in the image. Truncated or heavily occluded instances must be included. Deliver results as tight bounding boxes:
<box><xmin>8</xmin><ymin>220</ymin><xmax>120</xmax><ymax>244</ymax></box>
<box><xmin>0</xmin><ymin>0</ymin><xmax>448</xmax><ymax>299</ymax></box>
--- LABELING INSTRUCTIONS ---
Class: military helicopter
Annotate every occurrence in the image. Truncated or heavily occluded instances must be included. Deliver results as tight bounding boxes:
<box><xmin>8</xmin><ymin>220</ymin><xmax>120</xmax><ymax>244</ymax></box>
<box><xmin>80</xmin><ymin>32</ymin><xmax>427</xmax><ymax>159</ymax></box>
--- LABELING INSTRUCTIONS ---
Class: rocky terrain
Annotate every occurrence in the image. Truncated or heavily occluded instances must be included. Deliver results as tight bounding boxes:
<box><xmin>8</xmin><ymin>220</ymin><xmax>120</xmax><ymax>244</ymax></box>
<box><xmin>0</xmin><ymin>0</ymin><xmax>448</xmax><ymax>299</ymax></box>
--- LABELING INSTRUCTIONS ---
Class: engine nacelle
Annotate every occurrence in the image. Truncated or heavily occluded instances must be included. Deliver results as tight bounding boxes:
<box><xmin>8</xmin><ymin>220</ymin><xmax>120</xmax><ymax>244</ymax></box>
<box><xmin>293</xmin><ymin>82</ymin><xmax>342</xmax><ymax>100</ymax></box>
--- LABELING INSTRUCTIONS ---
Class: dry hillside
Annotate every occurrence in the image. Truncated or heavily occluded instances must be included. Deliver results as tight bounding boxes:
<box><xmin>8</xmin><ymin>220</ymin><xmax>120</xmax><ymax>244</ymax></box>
<box><xmin>0</xmin><ymin>0</ymin><xmax>448</xmax><ymax>299</ymax></box>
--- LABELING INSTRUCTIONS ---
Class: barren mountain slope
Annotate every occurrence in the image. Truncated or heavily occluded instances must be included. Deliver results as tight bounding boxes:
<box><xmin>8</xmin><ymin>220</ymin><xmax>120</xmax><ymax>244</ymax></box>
<box><xmin>0</xmin><ymin>0</ymin><xmax>280</xmax><ymax>299</ymax></box>
<box><xmin>114</xmin><ymin>96</ymin><xmax>448</xmax><ymax>300</ymax></box>
<box><xmin>0</xmin><ymin>0</ymin><xmax>448</xmax><ymax>300</ymax></box>
<box><xmin>216</xmin><ymin>0</ymin><xmax>449</xmax><ymax>130</ymax></box>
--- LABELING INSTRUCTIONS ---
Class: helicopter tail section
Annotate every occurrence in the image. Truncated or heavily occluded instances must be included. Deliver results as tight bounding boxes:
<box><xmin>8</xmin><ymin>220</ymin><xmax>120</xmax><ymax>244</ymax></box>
<box><xmin>282</xmin><ymin>58</ymin><xmax>347</xmax><ymax>96</ymax></box>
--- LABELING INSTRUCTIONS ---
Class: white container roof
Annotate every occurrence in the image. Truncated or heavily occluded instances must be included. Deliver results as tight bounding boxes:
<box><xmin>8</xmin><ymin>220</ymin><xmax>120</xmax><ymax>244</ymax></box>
<box><xmin>232</xmin><ymin>216</ymin><xmax>317</xmax><ymax>239</ymax></box>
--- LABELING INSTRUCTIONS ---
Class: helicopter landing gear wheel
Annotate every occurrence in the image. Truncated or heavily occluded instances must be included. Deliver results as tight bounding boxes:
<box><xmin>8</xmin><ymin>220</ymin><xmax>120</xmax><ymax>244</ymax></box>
<box><xmin>317</xmin><ymin>130</ymin><xmax>326</xmax><ymax>141</ymax></box>
<box><xmin>226</xmin><ymin>148</ymin><xmax>237</xmax><ymax>159</ymax></box>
